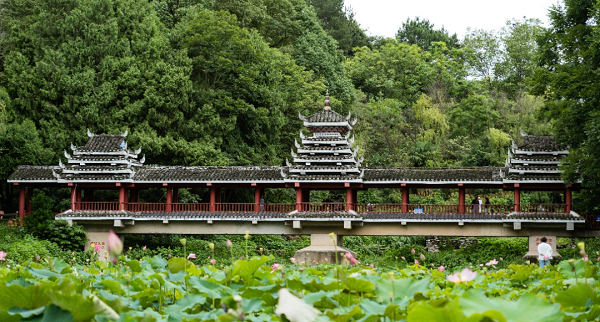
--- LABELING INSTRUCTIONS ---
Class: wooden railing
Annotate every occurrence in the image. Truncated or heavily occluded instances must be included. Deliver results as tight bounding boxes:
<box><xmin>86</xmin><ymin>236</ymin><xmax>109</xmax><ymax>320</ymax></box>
<box><xmin>128</xmin><ymin>203</ymin><xmax>167</xmax><ymax>212</ymax></box>
<box><xmin>355</xmin><ymin>203</ymin><xmax>403</xmax><ymax>213</ymax></box>
<box><xmin>519</xmin><ymin>203</ymin><xmax>567</xmax><ymax>213</ymax></box>
<box><xmin>71</xmin><ymin>202</ymin><xmax>570</xmax><ymax>215</ymax></box>
<box><xmin>172</xmin><ymin>203</ymin><xmax>210</xmax><ymax>212</ymax></box>
<box><xmin>464</xmin><ymin>204</ymin><xmax>515</xmax><ymax>214</ymax></box>
<box><xmin>297</xmin><ymin>202</ymin><xmax>348</xmax><ymax>212</ymax></box>
<box><xmin>75</xmin><ymin>202</ymin><xmax>120</xmax><ymax>211</ymax></box>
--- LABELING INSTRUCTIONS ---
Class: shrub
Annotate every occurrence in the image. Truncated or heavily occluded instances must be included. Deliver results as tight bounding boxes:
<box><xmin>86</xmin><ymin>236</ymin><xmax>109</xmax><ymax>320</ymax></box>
<box><xmin>40</xmin><ymin>220</ymin><xmax>88</xmax><ymax>251</ymax></box>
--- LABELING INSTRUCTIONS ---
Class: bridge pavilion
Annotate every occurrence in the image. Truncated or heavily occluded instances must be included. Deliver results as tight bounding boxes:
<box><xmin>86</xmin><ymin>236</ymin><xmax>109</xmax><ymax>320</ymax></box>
<box><xmin>8</xmin><ymin>94</ymin><xmax>590</xmax><ymax>262</ymax></box>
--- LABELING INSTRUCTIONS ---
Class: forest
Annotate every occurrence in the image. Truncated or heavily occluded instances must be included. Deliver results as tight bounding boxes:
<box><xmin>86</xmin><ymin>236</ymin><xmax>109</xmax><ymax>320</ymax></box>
<box><xmin>0</xmin><ymin>0</ymin><xmax>599</xmax><ymax>213</ymax></box>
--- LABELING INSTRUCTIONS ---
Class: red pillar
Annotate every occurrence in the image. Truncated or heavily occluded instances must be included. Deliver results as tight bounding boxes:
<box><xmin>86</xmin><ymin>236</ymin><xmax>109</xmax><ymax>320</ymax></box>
<box><xmin>71</xmin><ymin>186</ymin><xmax>77</xmax><ymax>211</ymax></box>
<box><xmin>401</xmin><ymin>185</ymin><xmax>409</xmax><ymax>212</ymax></box>
<box><xmin>166</xmin><ymin>186</ymin><xmax>172</xmax><ymax>212</ymax></box>
<box><xmin>119</xmin><ymin>186</ymin><xmax>126</xmax><ymax>211</ymax></box>
<box><xmin>209</xmin><ymin>186</ymin><xmax>216</xmax><ymax>212</ymax></box>
<box><xmin>296</xmin><ymin>188</ymin><xmax>304</xmax><ymax>212</ymax></box>
<box><xmin>565</xmin><ymin>186</ymin><xmax>572</xmax><ymax>213</ymax></box>
<box><xmin>76</xmin><ymin>188</ymin><xmax>82</xmax><ymax>207</ymax></box>
<box><xmin>19</xmin><ymin>185</ymin><xmax>25</xmax><ymax>224</ymax></box>
<box><xmin>346</xmin><ymin>188</ymin><xmax>353</xmax><ymax>211</ymax></box>
<box><xmin>26</xmin><ymin>187</ymin><xmax>33</xmax><ymax>215</ymax></box>
<box><xmin>254</xmin><ymin>186</ymin><xmax>261</xmax><ymax>212</ymax></box>
<box><xmin>352</xmin><ymin>190</ymin><xmax>358</xmax><ymax>211</ymax></box>
<box><xmin>458</xmin><ymin>184</ymin><xmax>465</xmax><ymax>213</ymax></box>
<box><xmin>514</xmin><ymin>183</ymin><xmax>520</xmax><ymax>212</ymax></box>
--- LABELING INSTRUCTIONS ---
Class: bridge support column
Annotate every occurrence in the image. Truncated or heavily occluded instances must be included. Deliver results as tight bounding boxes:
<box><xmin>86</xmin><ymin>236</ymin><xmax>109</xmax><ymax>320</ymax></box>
<box><xmin>523</xmin><ymin>235</ymin><xmax>561</xmax><ymax>262</ymax></box>
<box><xmin>18</xmin><ymin>185</ymin><xmax>25</xmax><ymax>224</ymax></box>
<box><xmin>118</xmin><ymin>185</ymin><xmax>127</xmax><ymax>211</ymax></box>
<box><xmin>296</xmin><ymin>187</ymin><xmax>304</xmax><ymax>212</ymax></box>
<box><xmin>254</xmin><ymin>186</ymin><xmax>264</xmax><ymax>212</ymax></box>
<box><xmin>458</xmin><ymin>184</ymin><xmax>465</xmax><ymax>213</ymax></box>
<box><xmin>166</xmin><ymin>186</ymin><xmax>172</xmax><ymax>212</ymax></box>
<box><xmin>401</xmin><ymin>184</ymin><xmax>409</xmax><ymax>213</ymax></box>
<box><xmin>294</xmin><ymin>233</ymin><xmax>356</xmax><ymax>266</ymax></box>
<box><xmin>70</xmin><ymin>185</ymin><xmax>76</xmax><ymax>211</ymax></box>
<box><xmin>86</xmin><ymin>230</ymin><xmax>124</xmax><ymax>262</ymax></box>
<box><xmin>514</xmin><ymin>183</ymin><xmax>520</xmax><ymax>212</ymax></box>
<box><xmin>565</xmin><ymin>186</ymin><xmax>572</xmax><ymax>213</ymax></box>
<box><xmin>346</xmin><ymin>188</ymin><xmax>353</xmax><ymax>211</ymax></box>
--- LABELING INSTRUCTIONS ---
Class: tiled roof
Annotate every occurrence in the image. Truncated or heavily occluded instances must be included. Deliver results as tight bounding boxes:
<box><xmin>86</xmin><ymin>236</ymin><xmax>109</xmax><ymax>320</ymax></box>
<box><xmin>295</xmin><ymin>155</ymin><xmax>355</xmax><ymax>161</ymax></box>
<box><xmin>69</xmin><ymin>155</ymin><xmax>129</xmax><ymax>162</ymax></box>
<box><xmin>298</xmin><ymin>145</ymin><xmax>352</xmax><ymax>151</ymax></box>
<box><xmin>304</xmin><ymin>110</ymin><xmax>348</xmax><ymax>123</ymax></box>
<box><xmin>56</xmin><ymin>210</ymin><xmax>583</xmax><ymax>222</ymax></box>
<box><xmin>134</xmin><ymin>166</ymin><xmax>284</xmax><ymax>182</ymax></box>
<box><xmin>504</xmin><ymin>174</ymin><xmax>563</xmax><ymax>181</ymax></box>
<box><xmin>510</xmin><ymin>165</ymin><xmax>558</xmax><ymax>171</ymax></box>
<box><xmin>57</xmin><ymin>173</ymin><xmax>133</xmax><ymax>181</ymax></box>
<box><xmin>9</xmin><ymin>165</ymin><xmax>57</xmax><ymax>181</ymax></box>
<box><xmin>286</xmin><ymin>211</ymin><xmax>361</xmax><ymax>219</ymax></box>
<box><xmin>285</xmin><ymin>174</ymin><xmax>362</xmax><ymax>181</ymax></box>
<box><xmin>517</xmin><ymin>135</ymin><xmax>568</xmax><ymax>151</ymax></box>
<box><xmin>77</xmin><ymin>135</ymin><xmax>127</xmax><ymax>152</ymax></box>
<box><xmin>363</xmin><ymin>167</ymin><xmax>504</xmax><ymax>182</ymax></box>
<box><xmin>510</xmin><ymin>155</ymin><xmax>563</xmax><ymax>162</ymax></box>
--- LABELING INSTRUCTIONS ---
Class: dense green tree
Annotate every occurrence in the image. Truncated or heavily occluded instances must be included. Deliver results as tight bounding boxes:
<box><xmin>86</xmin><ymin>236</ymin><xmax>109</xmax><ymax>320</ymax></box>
<box><xmin>463</xmin><ymin>28</ymin><xmax>500</xmax><ymax>80</ymax></box>
<box><xmin>495</xmin><ymin>17</ymin><xmax>544</xmax><ymax>96</ymax></box>
<box><xmin>174</xmin><ymin>8</ymin><xmax>324</xmax><ymax>165</ymax></box>
<box><xmin>307</xmin><ymin>0</ymin><xmax>369</xmax><ymax>56</ymax></box>
<box><xmin>345</xmin><ymin>40</ymin><xmax>432</xmax><ymax>104</ymax></box>
<box><xmin>396</xmin><ymin>17</ymin><xmax>460</xmax><ymax>51</ymax></box>
<box><xmin>532</xmin><ymin>0</ymin><xmax>600</xmax><ymax>212</ymax></box>
<box><xmin>1</xmin><ymin>0</ymin><xmax>226</xmax><ymax>165</ymax></box>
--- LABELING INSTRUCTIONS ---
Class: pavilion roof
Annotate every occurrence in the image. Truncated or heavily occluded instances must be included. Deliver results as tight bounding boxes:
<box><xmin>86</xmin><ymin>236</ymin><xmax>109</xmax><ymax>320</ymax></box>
<box><xmin>76</xmin><ymin>135</ymin><xmax>128</xmax><ymax>153</ymax></box>
<box><xmin>362</xmin><ymin>167</ymin><xmax>504</xmax><ymax>183</ymax></box>
<box><xmin>134</xmin><ymin>166</ymin><xmax>285</xmax><ymax>182</ymax></box>
<box><xmin>516</xmin><ymin>134</ymin><xmax>568</xmax><ymax>152</ymax></box>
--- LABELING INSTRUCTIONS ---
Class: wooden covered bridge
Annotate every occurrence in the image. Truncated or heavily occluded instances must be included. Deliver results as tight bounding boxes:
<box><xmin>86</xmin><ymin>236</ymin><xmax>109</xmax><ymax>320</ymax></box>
<box><xmin>8</xmin><ymin>95</ymin><xmax>593</xmax><ymax>261</ymax></box>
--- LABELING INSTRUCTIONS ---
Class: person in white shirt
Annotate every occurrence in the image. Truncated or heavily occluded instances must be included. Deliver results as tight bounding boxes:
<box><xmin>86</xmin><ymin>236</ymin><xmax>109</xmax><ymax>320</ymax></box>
<box><xmin>537</xmin><ymin>237</ymin><xmax>553</xmax><ymax>268</ymax></box>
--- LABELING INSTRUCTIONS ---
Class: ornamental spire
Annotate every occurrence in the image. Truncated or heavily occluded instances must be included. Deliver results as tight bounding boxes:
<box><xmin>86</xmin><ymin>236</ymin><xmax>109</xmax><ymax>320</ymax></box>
<box><xmin>324</xmin><ymin>90</ymin><xmax>331</xmax><ymax>110</ymax></box>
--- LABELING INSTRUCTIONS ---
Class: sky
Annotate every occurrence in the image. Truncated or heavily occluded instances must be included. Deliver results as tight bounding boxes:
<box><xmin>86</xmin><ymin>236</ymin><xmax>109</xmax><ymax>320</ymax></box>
<box><xmin>344</xmin><ymin>0</ymin><xmax>560</xmax><ymax>39</ymax></box>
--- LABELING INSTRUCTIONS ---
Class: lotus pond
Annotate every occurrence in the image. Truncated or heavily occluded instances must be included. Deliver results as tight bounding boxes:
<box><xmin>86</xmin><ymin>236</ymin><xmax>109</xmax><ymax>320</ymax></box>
<box><xmin>0</xmin><ymin>253</ymin><xmax>598</xmax><ymax>322</ymax></box>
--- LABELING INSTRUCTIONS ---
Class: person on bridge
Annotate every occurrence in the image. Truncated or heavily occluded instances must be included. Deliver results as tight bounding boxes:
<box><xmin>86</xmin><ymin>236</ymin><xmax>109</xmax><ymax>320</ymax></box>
<box><xmin>484</xmin><ymin>197</ymin><xmax>490</xmax><ymax>213</ymax></box>
<box><xmin>472</xmin><ymin>197</ymin><xmax>478</xmax><ymax>213</ymax></box>
<box><xmin>537</xmin><ymin>237</ymin><xmax>553</xmax><ymax>268</ymax></box>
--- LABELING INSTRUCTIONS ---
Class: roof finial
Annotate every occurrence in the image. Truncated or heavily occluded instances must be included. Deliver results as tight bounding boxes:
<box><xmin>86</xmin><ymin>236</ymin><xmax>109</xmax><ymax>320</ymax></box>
<box><xmin>324</xmin><ymin>90</ymin><xmax>331</xmax><ymax>110</ymax></box>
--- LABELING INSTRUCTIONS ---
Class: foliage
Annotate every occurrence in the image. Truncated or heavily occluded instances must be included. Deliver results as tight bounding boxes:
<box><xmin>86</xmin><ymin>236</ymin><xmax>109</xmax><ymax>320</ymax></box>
<box><xmin>396</xmin><ymin>17</ymin><xmax>460</xmax><ymax>51</ymax></box>
<box><xmin>39</xmin><ymin>220</ymin><xmax>87</xmax><ymax>252</ymax></box>
<box><xmin>531</xmin><ymin>0</ymin><xmax>600</xmax><ymax>213</ymax></box>
<box><xmin>1</xmin><ymin>248</ymin><xmax>599</xmax><ymax>321</ymax></box>
<box><xmin>23</xmin><ymin>193</ymin><xmax>55</xmax><ymax>237</ymax></box>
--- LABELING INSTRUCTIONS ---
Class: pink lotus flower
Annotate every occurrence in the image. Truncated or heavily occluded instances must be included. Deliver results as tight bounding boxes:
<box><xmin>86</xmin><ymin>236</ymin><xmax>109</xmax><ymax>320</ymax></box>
<box><xmin>420</xmin><ymin>253</ymin><xmax>425</xmax><ymax>260</ymax></box>
<box><xmin>0</xmin><ymin>251</ymin><xmax>6</xmax><ymax>261</ymax></box>
<box><xmin>350</xmin><ymin>257</ymin><xmax>358</xmax><ymax>265</ymax></box>
<box><xmin>210</xmin><ymin>259</ymin><xmax>216</xmax><ymax>265</ymax></box>
<box><xmin>414</xmin><ymin>259</ymin><xmax>419</xmax><ymax>266</ymax></box>
<box><xmin>401</xmin><ymin>256</ymin><xmax>405</xmax><ymax>260</ymax></box>
<box><xmin>583</xmin><ymin>255</ymin><xmax>589</xmax><ymax>261</ymax></box>
<box><xmin>345</xmin><ymin>252</ymin><xmax>353</xmax><ymax>260</ymax></box>
<box><xmin>446</xmin><ymin>268</ymin><xmax>478</xmax><ymax>284</ymax></box>
<box><xmin>168</xmin><ymin>254</ymin><xmax>171</xmax><ymax>258</ymax></box>
<box><xmin>543</xmin><ymin>255</ymin><xmax>549</xmax><ymax>260</ymax></box>
<box><xmin>272</xmin><ymin>263</ymin><xmax>280</xmax><ymax>271</ymax></box>
<box><xmin>438</xmin><ymin>265</ymin><xmax>445</xmax><ymax>272</ymax></box>
<box><xmin>485</xmin><ymin>259</ymin><xmax>498</xmax><ymax>266</ymax></box>
<box><xmin>143</xmin><ymin>246</ymin><xmax>147</xmax><ymax>251</ymax></box>
<box><xmin>411</xmin><ymin>248</ymin><xmax>415</xmax><ymax>255</ymax></box>
<box><xmin>107</xmin><ymin>230</ymin><xmax>123</xmax><ymax>257</ymax></box>
<box><xmin>290</xmin><ymin>257</ymin><xmax>296</xmax><ymax>264</ymax></box>
<box><xmin>226</xmin><ymin>239</ymin><xmax>233</xmax><ymax>248</ymax></box>
<box><xmin>94</xmin><ymin>244</ymin><xmax>100</xmax><ymax>253</ymax></box>
<box><xmin>370</xmin><ymin>264</ymin><xmax>374</xmax><ymax>268</ymax></box>
<box><xmin>187</xmin><ymin>253</ymin><xmax>196</xmax><ymax>259</ymax></box>
<box><xmin>36</xmin><ymin>255</ymin><xmax>40</xmax><ymax>261</ymax></box>
<box><xmin>499</xmin><ymin>257</ymin><xmax>503</xmax><ymax>261</ymax></box>
<box><xmin>299</xmin><ymin>266</ymin><xmax>306</xmax><ymax>271</ymax></box>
